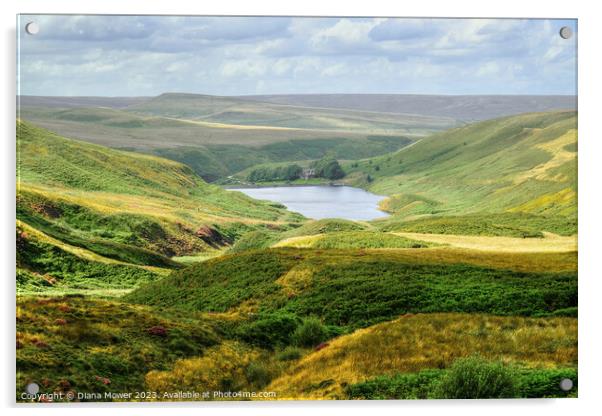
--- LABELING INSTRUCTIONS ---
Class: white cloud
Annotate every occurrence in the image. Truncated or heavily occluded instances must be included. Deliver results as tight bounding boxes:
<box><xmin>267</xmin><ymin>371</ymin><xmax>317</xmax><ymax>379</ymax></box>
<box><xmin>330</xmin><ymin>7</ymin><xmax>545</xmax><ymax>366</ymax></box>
<box><xmin>18</xmin><ymin>15</ymin><xmax>577</xmax><ymax>96</ymax></box>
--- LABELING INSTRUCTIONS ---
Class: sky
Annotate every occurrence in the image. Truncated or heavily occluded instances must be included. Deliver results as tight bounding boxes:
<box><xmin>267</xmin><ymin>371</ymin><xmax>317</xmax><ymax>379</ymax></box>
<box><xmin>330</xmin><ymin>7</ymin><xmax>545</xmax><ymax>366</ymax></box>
<box><xmin>17</xmin><ymin>15</ymin><xmax>577</xmax><ymax>96</ymax></box>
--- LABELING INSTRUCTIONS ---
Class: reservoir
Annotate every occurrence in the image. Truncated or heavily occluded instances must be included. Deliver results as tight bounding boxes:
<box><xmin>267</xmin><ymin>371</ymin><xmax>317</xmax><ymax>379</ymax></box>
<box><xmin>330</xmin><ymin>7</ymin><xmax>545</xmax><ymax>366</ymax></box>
<box><xmin>228</xmin><ymin>185</ymin><xmax>390</xmax><ymax>221</ymax></box>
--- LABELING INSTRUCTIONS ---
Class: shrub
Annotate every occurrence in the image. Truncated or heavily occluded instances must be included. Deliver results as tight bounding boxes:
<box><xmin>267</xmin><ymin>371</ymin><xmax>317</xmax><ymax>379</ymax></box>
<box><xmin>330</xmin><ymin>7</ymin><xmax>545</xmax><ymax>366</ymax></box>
<box><xmin>434</xmin><ymin>356</ymin><xmax>518</xmax><ymax>399</ymax></box>
<box><xmin>276</xmin><ymin>346</ymin><xmax>303</xmax><ymax>361</ymax></box>
<box><xmin>292</xmin><ymin>317</ymin><xmax>328</xmax><ymax>347</ymax></box>
<box><xmin>310</xmin><ymin>158</ymin><xmax>345</xmax><ymax>180</ymax></box>
<box><xmin>245</xmin><ymin>361</ymin><xmax>272</xmax><ymax>388</ymax></box>
<box><xmin>236</xmin><ymin>312</ymin><xmax>300</xmax><ymax>349</ymax></box>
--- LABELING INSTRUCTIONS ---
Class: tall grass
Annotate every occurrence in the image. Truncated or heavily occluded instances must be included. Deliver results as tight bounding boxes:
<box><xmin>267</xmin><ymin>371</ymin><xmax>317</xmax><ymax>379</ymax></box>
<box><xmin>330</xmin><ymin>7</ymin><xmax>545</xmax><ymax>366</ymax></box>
<box><xmin>267</xmin><ymin>313</ymin><xmax>577</xmax><ymax>399</ymax></box>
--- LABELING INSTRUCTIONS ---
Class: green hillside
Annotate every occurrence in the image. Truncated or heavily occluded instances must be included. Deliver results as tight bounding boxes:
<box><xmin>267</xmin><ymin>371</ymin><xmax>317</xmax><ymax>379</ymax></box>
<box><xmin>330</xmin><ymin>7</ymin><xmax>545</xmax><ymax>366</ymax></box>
<box><xmin>343</xmin><ymin>111</ymin><xmax>577</xmax><ymax>235</ymax></box>
<box><xmin>16</xmin><ymin>120</ymin><xmax>303</xmax><ymax>293</ymax></box>
<box><xmin>127</xmin><ymin>248</ymin><xmax>577</xmax><ymax>330</ymax></box>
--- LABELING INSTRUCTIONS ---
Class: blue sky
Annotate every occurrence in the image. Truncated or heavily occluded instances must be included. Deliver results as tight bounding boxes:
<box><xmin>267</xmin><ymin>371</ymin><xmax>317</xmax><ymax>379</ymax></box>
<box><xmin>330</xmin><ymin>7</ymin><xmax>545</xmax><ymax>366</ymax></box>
<box><xmin>17</xmin><ymin>15</ymin><xmax>577</xmax><ymax>96</ymax></box>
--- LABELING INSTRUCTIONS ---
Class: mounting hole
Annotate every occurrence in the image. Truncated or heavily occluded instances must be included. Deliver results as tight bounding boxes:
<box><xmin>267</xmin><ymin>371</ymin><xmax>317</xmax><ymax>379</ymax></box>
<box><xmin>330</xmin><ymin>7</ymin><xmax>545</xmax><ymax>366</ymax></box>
<box><xmin>559</xmin><ymin>26</ymin><xmax>572</xmax><ymax>40</ymax></box>
<box><xmin>25</xmin><ymin>382</ymin><xmax>39</xmax><ymax>395</ymax></box>
<box><xmin>559</xmin><ymin>378</ymin><xmax>573</xmax><ymax>391</ymax></box>
<box><xmin>25</xmin><ymin>22</ymin><xmax>39</xmax><ymax>35</ymax></box>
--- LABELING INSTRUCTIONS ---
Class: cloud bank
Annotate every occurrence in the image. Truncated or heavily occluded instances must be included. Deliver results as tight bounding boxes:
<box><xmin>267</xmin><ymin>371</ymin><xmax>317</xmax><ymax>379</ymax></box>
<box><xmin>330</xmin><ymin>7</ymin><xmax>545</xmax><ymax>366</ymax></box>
<box><xmin>18</xmin><ymin>15</ymin><xmax>577</xmax><ymax>96</ymax></box>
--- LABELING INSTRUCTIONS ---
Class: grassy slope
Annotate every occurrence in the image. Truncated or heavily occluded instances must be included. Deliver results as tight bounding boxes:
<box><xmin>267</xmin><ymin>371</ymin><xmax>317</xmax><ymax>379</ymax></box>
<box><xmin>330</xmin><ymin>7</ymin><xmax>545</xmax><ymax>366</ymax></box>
<box><xmin>267</xmin><ymin>313</ymin><xmax>576</xmax><ymax>399</ymax></box>
<box><xmin>127</xmin><ymin>248</ymin><xmax>577</xmax><ymax>329</ymax></box>
<box><xmin>16</xmin><ymin>120</ymin><xmax>303</xmax><ymax>291</ymax></box>
<box><xmin>16</xmin><ymin>296</ymin><xmax>221</xmax><ymax>399</ymax></box>
<box><xmin>344</xmin><ymin>111</ymin><xmax>577</xmax><ymax>235</ymax></box>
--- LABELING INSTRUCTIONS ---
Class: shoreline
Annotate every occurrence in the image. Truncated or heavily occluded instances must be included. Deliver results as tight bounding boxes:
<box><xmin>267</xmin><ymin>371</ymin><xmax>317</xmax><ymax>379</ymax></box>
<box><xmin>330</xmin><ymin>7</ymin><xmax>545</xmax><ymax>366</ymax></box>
<box><xmin>221</xmin><ymin>182</ymin><xmax>346</xmax><ymax>190</ymax></box>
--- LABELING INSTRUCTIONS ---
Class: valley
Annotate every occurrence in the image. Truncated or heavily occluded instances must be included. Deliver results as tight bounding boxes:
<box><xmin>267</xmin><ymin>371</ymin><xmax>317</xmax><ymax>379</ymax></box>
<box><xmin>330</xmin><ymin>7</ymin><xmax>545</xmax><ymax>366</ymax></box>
<box><xmin>16</xmin><ymin>94</ymin><xmax>577</xmax><ymax>401</ymax></box>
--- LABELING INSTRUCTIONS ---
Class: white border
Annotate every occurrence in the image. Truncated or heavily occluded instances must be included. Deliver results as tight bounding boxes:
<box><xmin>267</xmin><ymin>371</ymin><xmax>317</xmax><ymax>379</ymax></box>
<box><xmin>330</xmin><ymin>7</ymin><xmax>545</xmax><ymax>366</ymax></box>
<box><xmin>2</xmin><ymin>1</ymin><xmax>600</xmax><ymax>415</ymax></box>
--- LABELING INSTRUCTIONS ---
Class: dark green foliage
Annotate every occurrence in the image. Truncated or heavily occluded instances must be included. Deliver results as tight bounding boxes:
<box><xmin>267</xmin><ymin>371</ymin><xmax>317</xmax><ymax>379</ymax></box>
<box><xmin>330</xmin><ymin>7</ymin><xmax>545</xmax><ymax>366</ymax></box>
<box><xmin>236</xmin><ymin>312</ymin><xmax>301</xmax><ymax>349</ymax></box>
<box><xmin>276</xmin><ymin>346</ymin><xmax>303</xmax><ymax>361</ymax></box>
<box><xmin>434</xmin><ymin>356</ymin><xmax>518</xmax><ymax>399</ymax></box>
<box><xmin>248</xmin><ymin>164</ymin><xmax>303</xmax><ymax>182</ymax></box>
<box><xmin>517</xmin><ymin>367</ymin><xmax>577</xmax><ymax>398</ymax></box>
<box><xmin>345</xmin><ymin>365</ymin><xmax>577</xmax><ymax>399</ymax></box>
<box><xmin>127</xmin><ymin>250</ymin><xmax>294</xmax><ymax>312</ymax></box>
<box><xmin>128</xmin><ymin>249</ymin><xmax>577</xmax><ymax>329</ymax></box>
<box><xmin>346</xmin><ymin>370</ymin><xmax>443</xmax><ymax>399</ymax></box>
<box><xmin>245</xmin><ymin>362</ymin><xmax>273</xmax><ymax>388</ymax></box>
<box><xmin>246</xmin><ymin>157</ymin><xmax>346</xmax><ymax>183</ymax></box>
<box><xmin>310</xmin><ymin>157</ymin><xmax>345</xmax><ymax>180</ymax></box>
<box><xmin>292</xmin><ymin>317</ymin><xmax>328</xmax><ymax>347</ymax></box>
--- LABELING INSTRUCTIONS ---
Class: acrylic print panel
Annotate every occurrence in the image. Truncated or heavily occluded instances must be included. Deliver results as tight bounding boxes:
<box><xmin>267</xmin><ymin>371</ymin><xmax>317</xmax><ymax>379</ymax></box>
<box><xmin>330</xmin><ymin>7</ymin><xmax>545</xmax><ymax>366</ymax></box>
<box><xmin>16</xmin><ymin>15</ymin><xmax>577</xmax><ymax>402</ymax></box>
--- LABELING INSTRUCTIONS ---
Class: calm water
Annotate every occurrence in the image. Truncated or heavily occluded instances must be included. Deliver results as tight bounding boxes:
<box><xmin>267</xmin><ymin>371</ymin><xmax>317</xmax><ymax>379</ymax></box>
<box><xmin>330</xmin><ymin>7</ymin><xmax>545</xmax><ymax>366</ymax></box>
<box><xmin>228</xmin><ymin>186</ymin><xmax>389</xmax><ymax>221</ymax></box>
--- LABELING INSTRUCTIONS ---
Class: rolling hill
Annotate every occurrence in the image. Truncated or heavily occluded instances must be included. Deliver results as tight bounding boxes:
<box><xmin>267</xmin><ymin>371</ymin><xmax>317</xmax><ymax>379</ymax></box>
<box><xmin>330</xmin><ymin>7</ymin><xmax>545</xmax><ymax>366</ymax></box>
<box><xmin>126</xmin><ymin>93</ymin><xmax>456</xmax><ymax>132</ymax></box>
<box><xmin>238</xmin><ymin>94</ymin><xmax>576</xmax><ymax>122</ymax></box>
<box><xmin>342</xmin><ymin>111</ymin><xmax>577</xmax><ymax>235</ymax></box>
<box><xmin>16</xmin><ymin>120</ymin><xmax>303</xmax><ymax>293</ymax></box>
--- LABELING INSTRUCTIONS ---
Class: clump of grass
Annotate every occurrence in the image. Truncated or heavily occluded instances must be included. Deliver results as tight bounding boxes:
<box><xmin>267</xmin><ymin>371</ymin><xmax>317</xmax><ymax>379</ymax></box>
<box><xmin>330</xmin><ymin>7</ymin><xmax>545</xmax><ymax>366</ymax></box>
<box><xmin>235</xmin><ymin>311</ymin><xmax>300</xmax><ymax>349</ymax></box>
<box><xmin>292</xmin><ymin>317</ymin><xmax>328</xmax><ymax>347</ymax></box>
<box><xmin>245</xmin><ymin>361</ymin><xmax>273</xmax><ymax>388</ymax></box>
<box><xmin>433</xmin><ymin>355</ymin><xmax>517</xmax><ymax>399</ymax></box>
<box><xmin>276</xmin><ymin>346</ymin><xmax>303</xmax><ymax>361</ymax></box>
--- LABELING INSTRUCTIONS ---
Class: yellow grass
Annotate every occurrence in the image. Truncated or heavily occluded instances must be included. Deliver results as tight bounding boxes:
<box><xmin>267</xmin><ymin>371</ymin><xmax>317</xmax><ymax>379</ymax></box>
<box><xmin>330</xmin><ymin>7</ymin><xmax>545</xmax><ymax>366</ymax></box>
<box><xmin>21</xmin><ymin>183</ymin><xmax>282</xmax><ymax>228</ymax></box>
<box><xmin>145</xmin><ymin>341</ymin><xmax>259</xmax><ymax>400</ymax></box>
<box><xmin>166</xmin><ymin>117</ymin><xmax>304</xmax><ymax>131</ymax></box>
<box><xmin>272</xmin><ymin>235</ymin><xmax>322</xmax><ymax>248</ymax></box>
<box><xmin>275</xmin><ymin>266</ymin><xmax>314</xmax><ymax>297</ymax></box>
<box><xmin>514</xmin><ymin>129</ymin><xmax>576</xmax><ymax>184</ymax></box>
<box><xmin>393</xmin><ymin>231</ymin><xmax>577</xmax><ymax>253</ymax></box>
<box><xmin>509</xmin><ymin>188</ymin><xmax>576</xmax><ymax>216</ymax></box>
<box><xmin>267</xmin><ymin>313</ymin><xmax>577</xmax><ymax>399</ymax></box>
